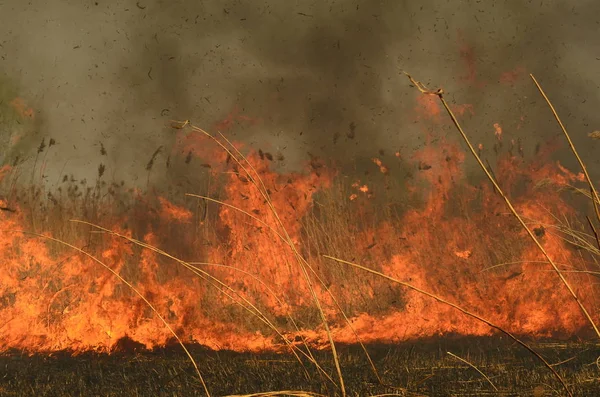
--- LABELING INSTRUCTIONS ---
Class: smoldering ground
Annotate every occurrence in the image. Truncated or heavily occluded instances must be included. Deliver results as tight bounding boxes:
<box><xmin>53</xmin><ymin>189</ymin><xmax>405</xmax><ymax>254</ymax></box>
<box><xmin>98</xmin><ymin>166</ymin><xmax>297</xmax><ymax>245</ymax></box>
<box><xmin>0</xmin><ymin>0</ymin><xmax>599</xmax><ymax>186</ymax></box>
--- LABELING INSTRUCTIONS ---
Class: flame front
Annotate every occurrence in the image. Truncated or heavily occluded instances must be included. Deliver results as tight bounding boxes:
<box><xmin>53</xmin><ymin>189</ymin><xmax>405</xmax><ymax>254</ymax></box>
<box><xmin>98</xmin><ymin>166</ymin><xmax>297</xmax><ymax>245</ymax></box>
<box><xmin>0</xmin><ymin>95</ymin><xmax>598</xmax><ymax>355</ymax></box>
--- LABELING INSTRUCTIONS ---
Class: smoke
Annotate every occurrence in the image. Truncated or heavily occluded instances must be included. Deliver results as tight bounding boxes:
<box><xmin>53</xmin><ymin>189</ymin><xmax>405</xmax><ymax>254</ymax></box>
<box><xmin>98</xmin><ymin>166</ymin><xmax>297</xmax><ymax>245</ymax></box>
<box><xmin>0</xmin><ymin>0</ymin><xmax>599</xmax><ymax>185</ymax></box>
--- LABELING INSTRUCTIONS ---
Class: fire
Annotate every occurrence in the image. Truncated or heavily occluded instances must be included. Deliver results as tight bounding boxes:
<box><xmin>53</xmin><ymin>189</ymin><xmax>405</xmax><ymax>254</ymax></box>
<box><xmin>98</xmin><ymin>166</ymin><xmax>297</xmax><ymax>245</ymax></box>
<box><xmin>494</xmin><ymin>122</ymin><xmax>503</xmax><ymax>141</ymax></box>
<box><xmin>372</xmin><ymin>158</ymin><xmax>388</xmax><ymax>174</ymax></box>
<box><xmin>9</xmin><ymin>97</ymin><xmax>35</xmax><ymax>120</ymax></box>
<box><xmin>158</xmin><ymin>197</ymin><xmax>193</xmax><ymax>223</ymax></box>
<box><xmin>454</xmin><ymin>250</ymin><xmax>472</xmax><ymax>259</ymax></box>
<box><xmin>0</xmin><ymin>92</ymin><xmax>598</xmax><ymax>356</ymax></box>
<box><xmin>0</xmin><ymin>165</ymin><xmax>11</xmax><ymax>182</ymax></box>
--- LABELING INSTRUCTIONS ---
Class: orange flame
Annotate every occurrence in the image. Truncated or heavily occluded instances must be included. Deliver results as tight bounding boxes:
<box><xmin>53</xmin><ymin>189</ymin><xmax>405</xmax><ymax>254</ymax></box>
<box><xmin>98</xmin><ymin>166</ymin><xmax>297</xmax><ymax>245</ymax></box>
<box><xmin>0</xmin><ymin>165</ymin><xmax>11</xmax><ymax>182</ymax></box>
<box><xmin>0</xmin><ymin>99</ymin><xmax>598</xmax><ymax>355</ymax></box>
<box><xmin>9</xmin><ymin>97</ymin><xmax>35</xmax><ymax>119</ymax></box>
<box><xmin>494</xmin><ymin>123</ymin><xmax>503</xmax><ymax>141</ymax></box>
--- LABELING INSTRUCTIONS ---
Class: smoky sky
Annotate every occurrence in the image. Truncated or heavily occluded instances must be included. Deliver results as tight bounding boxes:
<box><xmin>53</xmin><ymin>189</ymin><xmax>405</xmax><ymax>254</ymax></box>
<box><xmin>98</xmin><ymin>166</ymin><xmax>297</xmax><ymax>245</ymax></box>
<box><xmin>1</xmin><ymin>0</ymin><xmax>599</xmax><ymax>186</ymax></box>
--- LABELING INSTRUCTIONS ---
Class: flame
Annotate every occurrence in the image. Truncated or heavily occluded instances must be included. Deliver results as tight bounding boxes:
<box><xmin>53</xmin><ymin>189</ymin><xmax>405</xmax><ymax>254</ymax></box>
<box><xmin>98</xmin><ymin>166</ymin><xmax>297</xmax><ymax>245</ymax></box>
<box><xmin>213</xmin><ymin>106</ymin><xmax>262</xmax><ymax>132</ymax></box>
<box><xmin>416</xmin><ymin>95</ymin><xmax>441</xmax><ymax>121</ymax></box>
<box><xmin>372</xmin><ymin>158</ymin><xmax>389</xmax><ymax>174</ymax></box>
<box><xmin>9</xmin><ymin>97</ymin><xmax>35</xmax><ymax>119</ymax></box>
<box><xmin>454</xmin><ymin>250</ymin><xmax>472</xmax><ymax>259</ymax></box>
<box><xmin>494</xmin><ymin>123</ymin><xmax>503</xmax><ymax>141</ymax></box>
<box><xmin>0</xmin><ymin>165</ymin><xmax>11</xmax><ymax>182</ymax></box>
<box><xmin>158</xmin><ymin>197</ymin><xmax>193</xmax><ymax>223</ymax></box>
<box><xmin>0</xmin><ymin>95</ymin><xmax>598</xmax><ymax>356</ymax></box>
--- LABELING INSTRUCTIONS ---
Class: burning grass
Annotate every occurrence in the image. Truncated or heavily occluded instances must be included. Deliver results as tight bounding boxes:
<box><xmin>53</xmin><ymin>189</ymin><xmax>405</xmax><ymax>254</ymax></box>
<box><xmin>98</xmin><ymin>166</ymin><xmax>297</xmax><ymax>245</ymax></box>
<box><xmin>1</xmin><ymin>75</ymin><xmax>600</xmax><ymax>395</ymax></box>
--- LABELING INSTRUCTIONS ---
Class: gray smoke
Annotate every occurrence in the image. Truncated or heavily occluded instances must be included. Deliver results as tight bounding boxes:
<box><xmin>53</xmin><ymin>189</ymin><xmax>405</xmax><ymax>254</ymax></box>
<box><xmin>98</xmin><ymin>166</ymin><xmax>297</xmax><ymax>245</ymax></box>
<box><xmin>1</xmin><ymin>0</ymin><xmax>599</xmax><ymax>186</ymax></box>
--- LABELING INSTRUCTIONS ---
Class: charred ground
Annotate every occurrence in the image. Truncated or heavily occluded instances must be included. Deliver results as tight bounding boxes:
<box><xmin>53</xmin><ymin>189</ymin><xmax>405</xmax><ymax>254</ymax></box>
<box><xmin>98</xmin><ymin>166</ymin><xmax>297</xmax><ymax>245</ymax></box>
<box><xmin>1</xmin><ymin>337</ymin><xmax>599</xmax><ymax>396</ymax></box>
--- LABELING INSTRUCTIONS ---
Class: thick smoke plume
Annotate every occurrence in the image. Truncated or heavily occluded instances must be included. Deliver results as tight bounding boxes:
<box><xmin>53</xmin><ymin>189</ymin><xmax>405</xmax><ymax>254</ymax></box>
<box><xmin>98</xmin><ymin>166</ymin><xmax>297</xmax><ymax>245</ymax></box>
<box><xmin>0</xmin><ymin>0</ymin><xmax>599</xmax><ymax>184</ymax></box>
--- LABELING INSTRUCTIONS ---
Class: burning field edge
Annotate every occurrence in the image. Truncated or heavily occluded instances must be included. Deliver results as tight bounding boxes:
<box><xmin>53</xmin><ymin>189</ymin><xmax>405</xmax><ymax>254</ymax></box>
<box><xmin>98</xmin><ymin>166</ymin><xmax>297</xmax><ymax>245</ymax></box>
<box><xmin>1</xmin><ymin>73</ymin><xmax>600</xmax><ymax>396</ymax></box>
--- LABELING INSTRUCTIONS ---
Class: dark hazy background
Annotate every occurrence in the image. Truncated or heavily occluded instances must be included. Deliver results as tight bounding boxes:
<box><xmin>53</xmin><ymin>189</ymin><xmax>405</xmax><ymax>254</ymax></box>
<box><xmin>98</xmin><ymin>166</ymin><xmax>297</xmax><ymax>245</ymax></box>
<box><xmin>1</xmin><ymin>0</ymin><xmax>599</xmax><ymax>186</ymax></box>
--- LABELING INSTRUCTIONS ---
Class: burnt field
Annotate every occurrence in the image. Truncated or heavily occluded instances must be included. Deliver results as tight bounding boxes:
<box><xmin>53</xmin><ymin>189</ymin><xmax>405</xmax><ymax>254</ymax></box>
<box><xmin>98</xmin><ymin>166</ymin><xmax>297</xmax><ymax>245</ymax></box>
<box><xmin>1</xmin><ymin>337</ymin><xmax>599</xmax><ymax>396</ymax></box>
